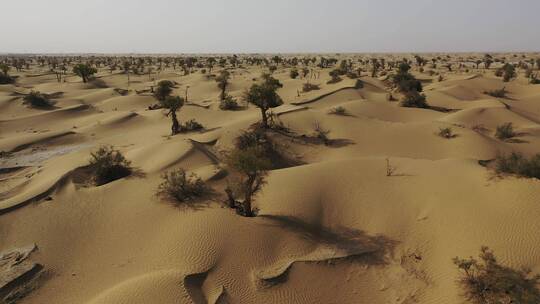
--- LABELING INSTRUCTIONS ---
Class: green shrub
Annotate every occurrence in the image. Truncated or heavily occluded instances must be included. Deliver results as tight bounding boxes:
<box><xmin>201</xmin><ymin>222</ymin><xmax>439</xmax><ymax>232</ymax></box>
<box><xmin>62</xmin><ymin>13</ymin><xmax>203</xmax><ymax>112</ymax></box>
<box><xmin>495</xmin><ymin>122</ymin><xmax>516</xmax><ymax>140</ymax></box>
<box><xmin>157</xmin><ymin>168</ymin><xmax>208</xmax><ymax>203</ymax></box>
<box><xmin>400</xmin><ymin>91</ymin><xmax>428</xmax><ymax>108</ymax></box>
<box><xmin>23</xmin><ymin>91</ymin><xmax>54</xmax><ymax>108</ymax></box>
<box><xmin>453</xmin><ymin>247</ymin><xmax>540</xmax><ymax>304</ymax></box>
<box><xmin>89</xmin><ymin>146</ymin><xmax>132</xmax><ymax>185</ymax></box>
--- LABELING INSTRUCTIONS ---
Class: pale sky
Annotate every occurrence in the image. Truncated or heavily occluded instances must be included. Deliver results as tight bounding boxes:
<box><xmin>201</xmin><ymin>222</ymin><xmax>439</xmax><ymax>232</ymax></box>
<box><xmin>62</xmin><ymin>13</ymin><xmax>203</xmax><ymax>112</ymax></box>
<box><xmin>2</xmin><ymin>0</ymin><xmax>539</xmax><ymax>53</ymax></box>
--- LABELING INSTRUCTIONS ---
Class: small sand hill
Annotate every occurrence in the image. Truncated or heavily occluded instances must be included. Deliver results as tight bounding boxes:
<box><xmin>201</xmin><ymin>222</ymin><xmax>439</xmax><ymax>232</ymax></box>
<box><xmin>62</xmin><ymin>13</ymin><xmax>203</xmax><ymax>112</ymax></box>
<box><xmin>1</xmin><ymin>55</ymin><xmax>540</xmax><ymax>304</ymax></box>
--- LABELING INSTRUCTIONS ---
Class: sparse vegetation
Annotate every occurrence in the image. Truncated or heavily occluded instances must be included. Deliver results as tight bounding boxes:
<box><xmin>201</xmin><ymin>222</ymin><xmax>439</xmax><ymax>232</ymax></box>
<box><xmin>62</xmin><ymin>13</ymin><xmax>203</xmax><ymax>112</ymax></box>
<box><xmin>327</xmin><ymin>70</ymin><xmax>342</xmax><ymax>84</ymax></box>
<box><xmin>0</xmin><ymin>63</ymin><xmax>14</xmax><ymax>84</ymax></box>
<box><xmin>156</xmin><ymin>168</ymin><xmax>208</xmax><ymax>204</ymax></box>
<box><xmin>219</xmin><ymin>93</ymin><xmax>240</xmax><ymax>110</ymax></box>
<box><xmin>484</xmin><ymin>87</ymin><xmax>507</xmax><ymax>98</ymax></box>
<box><xmin>328</xmin><ymin>106</ymin><xmax>348</xmax><ymax>116</ymax></box>
<box><xmin>160</xmin><ymin>96</ymin><xmax>184</xmax><ymax>135</ymax></box>
<box><xmin>289</xmin><ymin>68</ymin><xmax>299</xmax><ymax>79</ymax></box>
<box><xmin>392</xmin><ymin>62</ymin><xmax>423</xmax><ymax>93</ymax></box>
<box><xmin>225</xmin><ymin>146</ymin><xmax>271</xmax><ymax>217</ymax></box>
<box><xmin>244</xmin><ymin>74</ymin><xmax>283</xmax><ymax>128</ymax></box>
<box><xmin>302</xmin><ymin>83</ymin><xmax>320</xmax><ymax>92</ymax></box>
<box><xmin>22</xmin><ymin>91</ymin><xmax>54</xmax><ymax>108</ymax></box>
<box><xmin>153</xmin><ymin>80</ymin><xmax>174</xmax><ymax>101</ymax></box>
<box><xmin>495</xmin><ymin>152</ymin><xmax>540</xmax><ymax>179</ymax></box>
<box><xmin>216</xmin><ymin>70</ymin><xmax>231</xmax><ymax>100</ymax></box>
<box><xmin>495</xmin><ymin>122</ymin><xmax>516</xmax><ymax>141</ymax></box>
<box><xmin>89</xmin><ymin>146</ymin><xmax>132</xmax><ymax>185</ymax></box>
<box><xmin>181</xmin><ymin>119</ymin><xmax>204</xmax><ymax>132</ymax></box>
<box><xmin>453</xmin><ymin>247</ymin><xmax>540</xmax><ymax>304</ymax></box>
<box><xmin>438</xmin><ymin>127</ymin><xmax>456</xmax><ymax>139</ymax></box>
<box><xmin>73</xmin><ymin>63</ymin><xmax>97</xmax><ymax>83</ymax></box>
<box><xmin>313</xmin><ymin>121</ymin><xmax>331</xmax><ymax>145</ymax></box>
<box><xmin>400</xmin><ymin>91</ymin><xmax>428</xmax><ymax>108</ymax></box>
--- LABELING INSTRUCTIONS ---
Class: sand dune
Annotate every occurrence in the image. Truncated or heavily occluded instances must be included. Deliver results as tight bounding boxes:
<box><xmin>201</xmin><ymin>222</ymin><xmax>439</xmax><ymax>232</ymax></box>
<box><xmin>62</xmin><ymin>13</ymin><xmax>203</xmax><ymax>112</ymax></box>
<box><xmin>1</xmin><ymin>54</ymin><xmax>539</xmax><ymax>304</ymax></box>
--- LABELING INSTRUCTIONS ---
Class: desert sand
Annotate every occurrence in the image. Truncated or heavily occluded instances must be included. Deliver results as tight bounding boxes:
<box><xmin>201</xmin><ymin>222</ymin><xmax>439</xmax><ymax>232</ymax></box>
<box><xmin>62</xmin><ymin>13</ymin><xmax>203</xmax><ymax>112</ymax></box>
<box><xmin>1</xmin><ymin>53</ymin><xmax>540</xmax><ymax>303</ymax></box>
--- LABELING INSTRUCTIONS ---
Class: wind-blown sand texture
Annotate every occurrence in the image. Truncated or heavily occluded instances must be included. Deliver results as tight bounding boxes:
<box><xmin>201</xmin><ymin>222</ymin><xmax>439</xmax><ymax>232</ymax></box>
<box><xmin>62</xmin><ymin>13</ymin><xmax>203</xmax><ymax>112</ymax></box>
<box><xmin>1</xmin><ymin>53</ymin><xmax>540</xmax><ymax>303</ymax></box>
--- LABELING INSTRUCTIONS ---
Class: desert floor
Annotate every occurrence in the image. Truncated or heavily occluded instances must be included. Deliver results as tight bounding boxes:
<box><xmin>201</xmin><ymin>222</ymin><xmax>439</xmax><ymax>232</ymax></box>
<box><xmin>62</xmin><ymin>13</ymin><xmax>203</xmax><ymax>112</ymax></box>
<box><xmin>1</xmin><ymin>54</ymin><xmax>540</xmax><ymax>304</ymax></box>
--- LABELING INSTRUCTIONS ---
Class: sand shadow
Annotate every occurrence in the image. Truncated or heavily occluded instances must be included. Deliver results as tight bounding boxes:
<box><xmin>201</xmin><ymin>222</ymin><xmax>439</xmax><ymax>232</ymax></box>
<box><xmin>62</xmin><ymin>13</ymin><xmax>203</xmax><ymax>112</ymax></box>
<box><xmin>259</xmin><ymin>214</ymin><xmax>397</xmax><ymax>265</ymax></box>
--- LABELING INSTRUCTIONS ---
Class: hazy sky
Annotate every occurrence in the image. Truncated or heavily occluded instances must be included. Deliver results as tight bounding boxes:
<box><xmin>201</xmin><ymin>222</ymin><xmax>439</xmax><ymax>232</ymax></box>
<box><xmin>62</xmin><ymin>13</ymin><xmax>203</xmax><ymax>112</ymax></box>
<box><xmin>2</xmin><ymin>0</ymin><xmax>539</xmax><ymax>53</ymax></box>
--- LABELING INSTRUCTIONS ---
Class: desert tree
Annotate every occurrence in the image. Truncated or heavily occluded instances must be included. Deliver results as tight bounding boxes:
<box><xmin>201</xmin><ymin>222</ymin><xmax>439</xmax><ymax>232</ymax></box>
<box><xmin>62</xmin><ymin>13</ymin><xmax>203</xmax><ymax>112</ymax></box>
<box><xmin>73</xmin><ymin>63</ymin><xmax>97</xmax><ymax>83</ymax></box>
<box><xmin>216</xmin><ymin>70</ymin><xmax>231</xmax><ymax>100</ymax></box>
<box><xmin>244</xmin><ymin>74</ymin><xmax>283</xmax><ymax>128</ymax></box>
<box><xmin>153</xmin><ymin>80</ymin><xmax>174</xmax><ymax>101</ymax></box>
<box><xmin>501</xmin><ymin>63</ymin><xmax>517</xmax><ymax>82</ymax></box>
<box><xmin>161</xmin><ymin>96</ymin><xmax>184</xmax><ymax>135</ymax></box>
<box><xmin>225</xmin><ymin>146</ymin><xmax>271</xmax><ymax>217</ymax></box>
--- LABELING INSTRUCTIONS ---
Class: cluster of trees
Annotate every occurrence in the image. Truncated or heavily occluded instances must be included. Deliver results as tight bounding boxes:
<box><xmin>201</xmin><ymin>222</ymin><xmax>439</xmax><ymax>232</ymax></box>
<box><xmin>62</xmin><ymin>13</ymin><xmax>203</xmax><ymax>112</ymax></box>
<box><xmin>391</xmin><ymin>62</ymin><xmax>428</xmax><ymax>108</ymax></box>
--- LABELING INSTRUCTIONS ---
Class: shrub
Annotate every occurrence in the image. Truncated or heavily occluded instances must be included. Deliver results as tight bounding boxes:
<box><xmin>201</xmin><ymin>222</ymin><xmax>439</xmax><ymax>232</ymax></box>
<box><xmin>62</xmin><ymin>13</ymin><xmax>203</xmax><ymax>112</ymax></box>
<box><xmin>495</xmin><ymin>152</ymin><xmax>540</xmax><ymax>179</ymax></box>
<box><xmin>400</xmin><ymin>91</ymin><xmax>428</xmax><ymax>108</ymax></box>
<box><xmin>89</xmin><ymin>146</ymin><xmax>132</xmax><ymax>185</ymax></box>
<box><xmin>453</xmin><ymin>247</ymin><xmax>540</xmax><ymax>304</ymax></box>
<box><xmin>495</xmin><ymin>122</ymin><xmax>516</xmax><ymax>140</ymax></box>
<box><xmin>22</xmin><ymin>91</ymin><xmax>54</xmax><ymax>108</ymax></box>
<box><xmin>156</xmin><ymin>169</ymin><xmax>208</xmax><ymax>203</ymax></box>
<box><xmin>0</xmin><ymin>72</ymin><xmax>14</xmax><ymax>84</ymax></box>
<box><xmin>219</xmin><ymin>94</ymin><xmax>240</xmax><ymax>110</ymax></box>
<box><xmin>181</xmin><ymin>119</ymin><xmax>204</xmax><ymax>132</ymax></box>
<box><xmin>289</xmin><ymin>68</ymin><xmax>299</xmax><ymax>79</ymax></box>
<box><xmin>438</xmin><ymin>127</ymin><xmax>455</xmax><ymax>139</ymax></box>
<box><xmin>346</xmin><ymin>71</ymin><xmax>359</xmax><ymax>79</ymax></box>
<box><xmin>484</xmin><ymin>87</ymin><xmax>507</xmax><ymax>98</ymax></box>
<box><xmin>302</xmin><ymin>83</ymin><xmax>320</xmax><ymax>92</ymax></box>
<box><xmin>327</xmin><ymin>70</ymin><xmax>342</xmax><ymax>84</ymax></box>
<box><xmin>354</xmin><ymin>79</ymin><xmax>364</xmax><ymax>89</ymax></box>
<box><xmin>328</xmin><ymin>106</ymin><xmax>347</xmax><ymax>116</ymax></box>
<box><xmin>313</xmin><ymin>121</ymin><xmax>330</xmax><ymax>145</ymax></box>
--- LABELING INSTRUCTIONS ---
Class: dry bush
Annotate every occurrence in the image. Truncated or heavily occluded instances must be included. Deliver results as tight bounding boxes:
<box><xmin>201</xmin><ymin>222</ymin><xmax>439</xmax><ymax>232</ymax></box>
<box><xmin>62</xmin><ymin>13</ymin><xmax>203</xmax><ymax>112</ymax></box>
<box><xmin>302</xmin><ymin>83</ymin><xmax>320</xmax><ymax>92</ymax></box>
<box><xmin>23</xmin><ymin>91</ymin><xmax>54</xmax><ymax>108</ymax></box>
<box><xmin>157</xmin><ymin>168</ymin><xmax>208</xmax><ymax>203</ymax></box>
<box><xmin>438</xmin><ymin>127</ymin><xmax>456</xmax><ymax>139</ymax></box>
<box><xmin>495</xmin><ymin>122</ymin><xmax>516</xmax><ymax>140</ymax></box>
<box><xmin>495</xmin><ymin>152</ymin><xmax>540</xmax><ymax>179</ymax></box>
<box><xmin>89</xmin><ymin>146</ymin><xmax>132</xmax><ymax>185</ymax></box>
<box><xmin>328</xmin><ymin>106</ymin><xmax>348</xmax><ymax>116</ymax></box>
<box><xmin>453</xmin><ymin>247</ymin><xmax>540</xmax><ymax>304</ymax></box>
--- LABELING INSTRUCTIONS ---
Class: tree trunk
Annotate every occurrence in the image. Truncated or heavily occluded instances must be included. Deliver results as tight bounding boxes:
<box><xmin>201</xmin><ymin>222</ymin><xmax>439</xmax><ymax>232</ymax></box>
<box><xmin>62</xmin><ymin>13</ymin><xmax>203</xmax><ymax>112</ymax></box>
<box><xmin>243</xmin><ymin>175</ymin><xmax>256</xmax><ymax>217</ymax></box>
<box><xmin>171</xmin><ymin>110</ymin><xmax>180</xmax><ymax>135</ymax></box>
<box><xmin>260</xmin><ymin>108</ymin><xmax>269</xmax><ymax>128</ymax></box>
